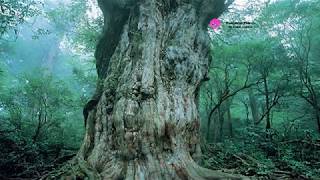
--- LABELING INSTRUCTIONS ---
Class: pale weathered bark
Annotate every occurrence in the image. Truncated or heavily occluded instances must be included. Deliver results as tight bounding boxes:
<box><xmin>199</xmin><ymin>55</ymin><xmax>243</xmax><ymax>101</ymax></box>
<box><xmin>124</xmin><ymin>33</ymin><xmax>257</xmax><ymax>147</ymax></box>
<box><xmin>47</xmin><ymin>0</ymin><xmax>247</xmax><ymax>179</ymax></box>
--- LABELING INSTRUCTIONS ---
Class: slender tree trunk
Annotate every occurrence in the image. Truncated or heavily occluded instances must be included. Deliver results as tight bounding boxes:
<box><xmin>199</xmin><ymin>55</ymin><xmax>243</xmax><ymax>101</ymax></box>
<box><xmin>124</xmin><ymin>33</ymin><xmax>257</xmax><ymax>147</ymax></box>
<box><xmin>263</xmin><ymin>76</ymin><xmax>271</xmax><ymax>130</ymax></box>
<box><xmin>48</xmin><ymin>0</ymin><xmax>245</xmax><ymax>179</ymax></box>
<box><xmin>226</xmin><ymin>100</ymin><xmax>233</xmax><ymax>138</ymax></box>
<box><xmin>212</xmin><ymin>103</ymin><xmax>228</xmax><ymax>142</ymax></box>
<box><xmin>206</xmin><ymin>111</ymin><xmax>216</xmax><ymax>142</ymax></box>
<box><xmin>242</xmin><ymin>100</ymin><xmax>250</xmax><ymax>124</ymax></box>
<box><xmin>212</xmin><ymin>107</ymin><xmax>224</xmax><ymax>142</ymax></box>
<box><xmin>219</xmin><ymin>108</ymin><xmax>225</xmax><ymax>141</ymax></box>
<box><xmin>248</xmin><ymin>88</ymin><xmax>259</xmax><ymax>124</ymax></box>
<box><xmin>311</xmin><ymin>96</ymin><xmax>320</xmax><ymax>133</ymax></box>
<box><xmin>315</xmin><ymin>109</ymin><xmax>320</xmax><ymax>133</ymax></box>
<box><xmin>33</xmin><ymin>109</ymin><xmax>42</xmax><ymax>143</ymax></box>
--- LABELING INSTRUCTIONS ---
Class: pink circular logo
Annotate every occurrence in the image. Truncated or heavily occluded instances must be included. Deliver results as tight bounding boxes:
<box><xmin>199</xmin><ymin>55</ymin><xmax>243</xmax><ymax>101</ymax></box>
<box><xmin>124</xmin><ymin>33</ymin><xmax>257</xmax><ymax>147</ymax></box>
<box><xmin>209</xmin><ymin>18</ymin><xmax>221</xmax><ymax>31</ymax></box>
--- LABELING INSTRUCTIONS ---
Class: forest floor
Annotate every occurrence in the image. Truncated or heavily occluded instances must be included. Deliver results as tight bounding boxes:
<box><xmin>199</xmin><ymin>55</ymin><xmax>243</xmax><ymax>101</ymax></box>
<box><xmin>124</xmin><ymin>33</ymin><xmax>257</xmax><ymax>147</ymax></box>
<box><xmin>1</xmin><ymin>127</ymin><xmax>320</xmax><ymax>179</ymax></box>
<box><xmin>202</xmin><ymin>127</ymin><xmax>320</xmax><ymax>179</ymax></box>
<box><xmin>0</xmin><ymin>133</ymin><xmax>77</xmax><ymax>180</ymax></box>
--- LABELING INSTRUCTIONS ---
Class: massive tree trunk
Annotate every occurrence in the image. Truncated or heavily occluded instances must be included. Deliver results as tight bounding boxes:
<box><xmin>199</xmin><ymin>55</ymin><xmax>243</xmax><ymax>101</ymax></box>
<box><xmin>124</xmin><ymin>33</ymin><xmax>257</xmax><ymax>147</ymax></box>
<box><xmin>48</xmin><ymin>0</ymin><xmax>245</xmax><ymax>179</ymax></box>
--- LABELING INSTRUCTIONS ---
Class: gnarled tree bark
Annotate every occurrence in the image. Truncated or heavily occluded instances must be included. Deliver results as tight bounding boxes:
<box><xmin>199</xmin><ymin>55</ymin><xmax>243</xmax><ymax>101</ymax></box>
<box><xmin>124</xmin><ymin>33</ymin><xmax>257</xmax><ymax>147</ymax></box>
<box><xmin>47</xmin><ymin>0</ymin><xmax>247</xmax><ymax>179</ymax></box>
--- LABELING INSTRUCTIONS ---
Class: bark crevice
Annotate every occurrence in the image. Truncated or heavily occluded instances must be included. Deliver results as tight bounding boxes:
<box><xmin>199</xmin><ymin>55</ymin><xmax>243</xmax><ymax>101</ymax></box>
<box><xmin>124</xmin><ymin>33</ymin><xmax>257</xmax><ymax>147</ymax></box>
<box><xmin>46</xmin><ymin>0</ymin><xmax>247</xmax><ymax>179</ymax></box>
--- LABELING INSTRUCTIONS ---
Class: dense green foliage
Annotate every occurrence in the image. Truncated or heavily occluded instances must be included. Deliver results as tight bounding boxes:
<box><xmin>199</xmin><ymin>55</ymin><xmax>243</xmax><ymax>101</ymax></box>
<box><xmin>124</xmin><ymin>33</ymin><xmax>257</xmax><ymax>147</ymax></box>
<box><xmin>0</xmin><ymin>0</ymin><xmax>99</xmax><ymax>178</ymax></box>
<box><xmin>0</xmin><ymin>70</ymin><xmax>83</xmax><ymax>177</ymax></box>
<box><xmin>199</xmin><ymin>0</ymin><xmax>320</xmax><ymax>178</ymax></box>
<box><xmin>0</xmin><ymin>0</ymin><xmax>41</xmax><ymax>37</ymax></box>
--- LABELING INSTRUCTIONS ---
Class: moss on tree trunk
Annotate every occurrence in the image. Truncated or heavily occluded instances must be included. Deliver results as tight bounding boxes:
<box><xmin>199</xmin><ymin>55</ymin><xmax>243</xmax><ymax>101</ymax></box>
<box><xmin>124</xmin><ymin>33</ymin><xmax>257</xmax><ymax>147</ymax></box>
<box><xmin>46</xmin><ymin>0</ymin><xmax>247</xmax><ymax>179</ymax></box>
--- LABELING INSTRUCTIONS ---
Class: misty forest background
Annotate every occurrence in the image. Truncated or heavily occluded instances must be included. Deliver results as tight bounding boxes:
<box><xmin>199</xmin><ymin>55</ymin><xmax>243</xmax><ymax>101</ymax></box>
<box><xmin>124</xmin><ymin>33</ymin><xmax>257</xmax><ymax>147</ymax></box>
<box><xmin>0</xmin><ymin>0</ymin><xmax>319</xmax><ymax>179</ymax></box>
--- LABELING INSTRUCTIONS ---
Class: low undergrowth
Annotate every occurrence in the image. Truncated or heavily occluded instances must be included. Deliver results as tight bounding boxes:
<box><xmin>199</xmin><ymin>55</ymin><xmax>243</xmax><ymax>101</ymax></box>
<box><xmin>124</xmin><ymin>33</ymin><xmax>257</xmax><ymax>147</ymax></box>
<box><xmin>202</xmin><ymin>127</ymin><xmax>320</xmax><ymax>179</ymax></box>
<box><xmin>0</xmin><ymin>131</ymin><xmax>79</xmax><ymax>179</ymax></box>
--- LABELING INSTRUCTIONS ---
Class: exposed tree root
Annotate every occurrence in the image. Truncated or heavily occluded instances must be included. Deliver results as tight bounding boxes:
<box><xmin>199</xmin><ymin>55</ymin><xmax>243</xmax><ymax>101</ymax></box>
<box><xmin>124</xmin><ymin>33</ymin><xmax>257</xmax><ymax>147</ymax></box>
<box><xmin>42</xmin><ymin>157</ymin><xmax>97</xmax><ymax>180</ymax></box>
<box><xmin>44</xmin><ymin>151</ymin><xmax>249</xmax><ymax>180</ymax></box>
<box><xmin>41</xmin><ymin>1</ymin><xmax>253</xmax><ymax>180</ymax></box>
